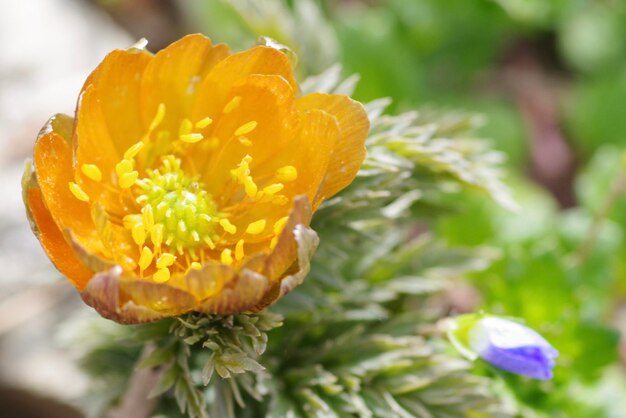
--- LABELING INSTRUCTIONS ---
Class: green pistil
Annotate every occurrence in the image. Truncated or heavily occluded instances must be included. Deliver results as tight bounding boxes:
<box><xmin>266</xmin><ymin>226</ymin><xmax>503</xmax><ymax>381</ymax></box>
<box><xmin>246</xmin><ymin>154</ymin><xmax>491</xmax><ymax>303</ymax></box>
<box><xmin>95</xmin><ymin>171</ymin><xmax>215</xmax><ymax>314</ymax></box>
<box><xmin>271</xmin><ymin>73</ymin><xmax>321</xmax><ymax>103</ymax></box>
<box><xmin>136</xmin><ymin>155</ymin><xmax>217</xmax><ymax>250</ymax></box>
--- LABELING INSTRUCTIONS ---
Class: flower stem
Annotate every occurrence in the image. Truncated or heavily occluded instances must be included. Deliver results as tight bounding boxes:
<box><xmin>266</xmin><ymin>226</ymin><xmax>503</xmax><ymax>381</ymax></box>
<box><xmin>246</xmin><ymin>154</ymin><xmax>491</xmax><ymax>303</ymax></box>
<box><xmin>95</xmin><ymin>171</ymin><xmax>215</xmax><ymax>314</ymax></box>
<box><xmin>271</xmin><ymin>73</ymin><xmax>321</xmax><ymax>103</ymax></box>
<box><xmin>211</xmin><ymin>378</ymin><xmax>236</xmax><ymax>418</ymax></box>
<box><xmin>106</xmin><ymin>344</ymin><xmax>162</xmax><ymax>418</ymax></box>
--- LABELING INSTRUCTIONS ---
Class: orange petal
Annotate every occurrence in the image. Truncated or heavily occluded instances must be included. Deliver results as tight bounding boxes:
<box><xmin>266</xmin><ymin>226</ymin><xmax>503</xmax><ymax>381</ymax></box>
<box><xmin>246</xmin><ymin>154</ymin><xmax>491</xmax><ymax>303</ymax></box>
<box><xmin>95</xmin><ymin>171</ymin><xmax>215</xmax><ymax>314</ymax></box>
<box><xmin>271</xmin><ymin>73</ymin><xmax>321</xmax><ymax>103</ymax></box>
<box><xmin>224</xmin><ymin>108</ymin><xmax>338</xmax><ymax>242</ymax></box>
<box><xmin>33</xmin><ymin>130</ymin><xmax>106</xmax><ymax>259</ymax></box>
<box><xmin>296</xmin><ymin>93</ymin><xmax>369</xmax><ymax>199</ymax></box>
<box><xmin>263</xmin><ymin>196</ymin><xmax>314</xmax><ymax>281</ymax></box>
<box><xmin>74</xmin><ymin>85</ymin><xmax>123</xmax><ymax>196</ymax></box>
<box><xmin>192</xmin><ymin>46</ymin><xmax>298</xmax><ymax>123</ymax></box>
<box><xmin>23</xmin><ymin>176</ymin><xmax>93</xmax><ymax>290</ymax></box>
<box><xmin>254</xmin><ymin>197</ymin><xmax>319</xmax><ymax>310</ymax></box>
<box><xmin>197</xmin><ymin>74</ymin><xmax>300</xmax><ymax>200</ymax></box>
<box><xmin>279</xmin><ymin>108</ymin><xmax>339</xmax><ymax>207</ymax></box>
<box><xmin>140</xmin><ymin>34</ymin><xmax>230</xmax><ymax>133</ymax></box>
<box><xmin>77</xmin><ymin>48</ymin><xmax>152</xmax><ymax>157</ymax></box>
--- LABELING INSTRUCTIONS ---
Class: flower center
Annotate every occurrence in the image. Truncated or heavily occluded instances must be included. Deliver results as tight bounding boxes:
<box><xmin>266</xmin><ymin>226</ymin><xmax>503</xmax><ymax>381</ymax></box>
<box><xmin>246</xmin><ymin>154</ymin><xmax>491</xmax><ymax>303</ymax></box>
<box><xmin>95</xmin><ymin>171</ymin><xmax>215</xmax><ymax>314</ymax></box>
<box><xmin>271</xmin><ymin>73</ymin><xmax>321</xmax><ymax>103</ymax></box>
<box><xmin>70</xmin><ymin>102</ymin><xmax>300</xmax><ymax>283</ymax></box>
<box><xmin>135</xmin><ymin>155</ymin><xmax>219</xmax><ymax>252</ymax></box>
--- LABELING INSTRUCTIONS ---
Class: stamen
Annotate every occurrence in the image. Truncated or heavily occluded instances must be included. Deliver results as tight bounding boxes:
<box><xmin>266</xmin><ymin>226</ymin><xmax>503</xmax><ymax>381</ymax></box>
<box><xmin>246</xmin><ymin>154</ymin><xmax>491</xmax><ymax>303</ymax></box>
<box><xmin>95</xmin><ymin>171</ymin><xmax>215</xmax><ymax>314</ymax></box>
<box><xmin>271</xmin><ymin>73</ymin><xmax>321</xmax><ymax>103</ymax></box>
<box><xmin>142</xmin><ymin>204</ymin><xmax>155</xmax><ymax>230</ymax></box>
<box><xmin>156</xmin><ymin>253</ymin><xmax>176</xmax><ymax>268</ymax></box>
<box><xmin>244</xmin><ymin>176</ymin><xmax>258</xmax><ymax>198</ymax></box>
<box><xmin>180</xmin><ymin>133</ymin><xmax>204</xmax><ymax>144</ymax></box>
<box><xmin>246</xmin><ymin>219</ymin><xmax>266</xmax><ymax>235</ymax></box>
<box><xmin>219</xmin><ymin>218</ymin><xmax>237</xmax><ymax>234</ymax></box>
<box><xmin>223</xmin><ymin>96</ymin><xmax>241</xmax><ymax>114</ymax></box>
<box><xmin>276</xmin><ymin>165</ymin><xmax>298</xmax><ymax>182</ymax></box>
<box><xmin>195</xmin><ymin>117</ymin><xmax>213</xmax><ymax>129</ymax></box>
<box><xmin>69</xmin><ymin>182</ymin><xmax>89</xmax><ymax>202</ymax></box>
<box><xmin>151</xmin><ymin>224</ymin><xmax>164</xmax><ymax>250</ymax></box>
<box><xmin>123</xmin><ymin>214</ymin><xmax>142</xmax><ymax>230</ymax></box>
<box><xmin>189</xmin><ymin>261</ymin><xmax>202</xmax><ymax>270</ymax></box>
<box><xmin>125</xmin><ymin>142</ymin><xmax>145</xmax><ymax>160</ymax></box>
<box><xmin>274</xmin><ymin>216</ymin><xmax>289</xmax><ymax>235</ymax></box>
<box><xmin>263</xmin><ymin>183</ymin><xmax>284</xmax><ymax>195</ymax></box>
<box><xmin>179</xmin><ymin>118</ymin><xmax>193</xmax><ymax>136</ymax></box>
<box><xmin>132</xmin><ymin>222</ymin><xmax>146</xmax><ymax>246</ymax></box>
<box><xmin>81</xmin><ymin>164</ymin><xmax>102</xmax><ymax>182</ymax></box>
<box><xmin>235</xmin><ymin>239</ymin><xmax>245</xmax><ymax>261</ymax></box>
<box><xmin>270</xmin><ymin>236</ymin><xmax>279</xmax><ymax>250</ymax></box>
<box><xmin>221</xmin><ymin>248</ymin><xmax>233</xmax><ymax>265</ymax></box>
<box><xmin>119</xmin><ymin>171</ymin><xmax>139</xmax><ymax>189</ymax></box>
<box><xmin>149</xmin><ymin>103</ymin><xmax>166</xmax><ymax>131</ymax></box>
<box><xmin>139</xmin><ymin>246</ymin><xmax>154</xmax><ymax>271</ymax></box>
<box><xmin>235</xmin><ymin>121</ymin><xmax>258</xmax><ymax>136</ymax></box>
<box><xmin>115</xmin><ymin>159</ymin><xmax>134</xmax><ymax>176</ymax></box>
<box><xmin>238</xmin><ymin>137</ymin><xmax>252</xmax><ymax>147</ymax></box>
<box><xmin>153</xmin><ymin>268</ymin><xmax>170</xmax><ymax>283</ymax></box>
<box><xmin>203</xmin><ymin>236</ymin><xmax>216</xmax><ymax>249</ymax></box>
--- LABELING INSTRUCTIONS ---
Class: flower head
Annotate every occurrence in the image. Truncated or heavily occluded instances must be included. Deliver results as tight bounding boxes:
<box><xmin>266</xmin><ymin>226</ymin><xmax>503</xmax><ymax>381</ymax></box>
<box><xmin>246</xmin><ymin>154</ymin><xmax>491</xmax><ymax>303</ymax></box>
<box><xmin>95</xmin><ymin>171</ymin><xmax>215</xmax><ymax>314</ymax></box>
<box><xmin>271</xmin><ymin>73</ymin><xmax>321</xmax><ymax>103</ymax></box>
<box><xmin>446</xmin><ymin>314</ymin><xmax>558</xmax><ymax>380</ymax></box>
<box><xmin>23</xmin><ymin>34</ymin><xmax>369</xmax><ymax>323</ymax></box>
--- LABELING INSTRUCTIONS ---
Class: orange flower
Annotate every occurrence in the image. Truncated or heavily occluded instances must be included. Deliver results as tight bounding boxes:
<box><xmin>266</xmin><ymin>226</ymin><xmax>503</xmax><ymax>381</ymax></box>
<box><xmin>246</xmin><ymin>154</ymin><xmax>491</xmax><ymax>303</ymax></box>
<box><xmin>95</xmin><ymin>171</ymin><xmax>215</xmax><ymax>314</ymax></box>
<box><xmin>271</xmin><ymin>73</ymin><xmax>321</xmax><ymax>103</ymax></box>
<box><xmin>22</xmin><ymin>34</ymin><xmax>368</xmax><ymax>323</ymax></box>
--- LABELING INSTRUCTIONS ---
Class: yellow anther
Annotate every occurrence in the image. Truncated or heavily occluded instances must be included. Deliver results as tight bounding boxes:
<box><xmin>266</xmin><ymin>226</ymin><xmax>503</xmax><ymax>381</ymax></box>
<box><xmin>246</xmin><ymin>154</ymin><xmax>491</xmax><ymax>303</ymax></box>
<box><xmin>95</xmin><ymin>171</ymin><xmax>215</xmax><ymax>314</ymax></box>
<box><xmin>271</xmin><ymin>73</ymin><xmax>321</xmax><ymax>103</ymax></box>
<box><xmin>180</xmin><ymin>133</ymin><xmax>204</xmax><ymax>144</ymax></box>
<box><xmin>142</xmin><ymin>204</ymin><xmax>155</xmax><ymax>230</ymax></box>
<box><xmin>123</xmin><ymin>141</ymin><xmax>145</xmax><ymax>160</ymax></box>
<box><xmin>195</xmin><ymin>117</ymin><xmax>213</xmax><ymax>129</ymax></box>
<box><xmin>156</xmin><ymin>253</ymin><xmax>176</xmax><ymax>268</ymax></box>
<box><xmin>263</xmin><ymin>183</ymin><xmax>284</xmax><ymax>195</ymax></box>
<box><xmin>235</xmin><ymin>121</ymin><xmax>258</xmax><ymax>136</ymax></box>
<box><xmin>203</xmin><ymin>236</ymin><xmax>216</xmax><ymax>249</ymax></box>
<box><xmin>223</xmin><ymin>96</ymin><xmax>241</xmax><ymax>113</ymax></box>
<box><xmin>246</xmin><ymin>219</ymin><xmax>267</xmax><ymax>235</ymax></box>
<box><xmin>231</xmin><ymin>158</ymin><xmax>250</xmax><ymax>182</ymax></box>
<box><xmin>153</xmin><ymin>267</ymin><xmax>170</xmax><ymax>283</ymax></box>
<box><xmin>81</xmin><ymin>164</ymin><xmax>102</xmax><ymax>182</ymax></box>
<box><xmin>274</xmin><ymin>216</ymin><xmax>289</xmax><ymax>235</ymax></box>
<box><xmin>276</xmin><ymin>165</ymin><xmax>298</xmax><ymax>182</ymax></box>
<box><xmin>238</xmin><ymin>137</ymin><xmax>252</xmax><ymax>147</ymax></box>
<box><xmin>270</xmin><ymin>236</ymin><xmax>279</xmax><ymax>250</ymax></box>
<box><xmin>139</xmin><ymin>246</ymin><xmax>154</xmax><ymax>271</ymax></box>
<box><xmin>188</xmin><ymin>261</ymin><xmax>202</xmax><ymax>272</ymax></box>
<box><xmin>149</xmin><ymin>103</ymin><xmax>166</xmax><ymax>131</ymax></box>
<box><xmin>151</xmin><ymin>224</ymin><xmax>164</xmax><ymax>249</ymax></box>
<box><xmin>235</xmin><ymin>239</ymin><xmax>245</xmax><ymax>261</ymax></box>
<box><xmin>119</xmin><ymin>171</ymin><xmax>139</xmax><ymax>189</ymax></box>
<box><xmin>132</xmin><ymin>222</ymin><xmax>146</xmax><ymax>246</ymax></box>
<box><xmin>244</xmin><ymin>176</ymin><xmax>258</xmax><ymax>198</ymax></box>
<box><xmin>115</xmin><ymin>159</ymin><xmax>134</xmax><ymax>176</ymax></box>
<box><xmin>123</xmin><ymin>214</ymin><xmax>142</xmax><ymax>230</ymax></box>
<box><xmin>221</xmin><ymin>248</ymin><xmax>233</xmax><ymax>265</ymax></box>
<box><xmin>179</xmin><ymin>118</ymin><xmax>193</xmax><ymax>136</ymax></box>
<box><xmin>219</xmin><ymin>218</ymin><xmax>237</xmax><ymax>234</ymax></box>
<box><xmin>69</xmin><ymin>182</ymin><xmax>89</xmax><ymax>202</ymax></box>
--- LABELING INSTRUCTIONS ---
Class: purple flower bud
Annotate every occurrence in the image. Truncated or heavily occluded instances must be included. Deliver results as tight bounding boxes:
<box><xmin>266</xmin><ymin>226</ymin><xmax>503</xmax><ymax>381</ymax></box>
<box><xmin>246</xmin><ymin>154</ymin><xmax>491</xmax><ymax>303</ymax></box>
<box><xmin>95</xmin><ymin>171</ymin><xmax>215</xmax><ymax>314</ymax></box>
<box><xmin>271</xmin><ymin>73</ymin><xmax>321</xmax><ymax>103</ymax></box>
<box><xmin>446</xmin><ymin>314</ymin><xmax>558</xmax><ymax>380</ymax></box>
<box><xmin>470</xmin><ymin>317</ymin><xmax>558</xmax><ymax>380</ymax></box>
